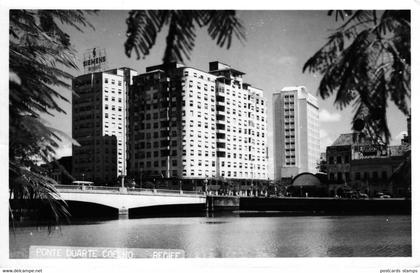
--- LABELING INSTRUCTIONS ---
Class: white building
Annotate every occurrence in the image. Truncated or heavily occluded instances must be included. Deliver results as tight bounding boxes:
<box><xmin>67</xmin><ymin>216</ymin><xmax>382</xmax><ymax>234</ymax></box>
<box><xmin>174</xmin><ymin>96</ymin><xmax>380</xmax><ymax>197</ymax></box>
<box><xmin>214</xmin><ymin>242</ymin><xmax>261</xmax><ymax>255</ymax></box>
<box><xmin>72</xmin><ymin>67</ymin><xmax>137</xmax><ymax>185</ymax></box>
<box><xmin>128</xmin><ymin>61</ymin><xmax>268</xmax><ymax>188</ymax></box>
<box><xmin>273</xmin><ymin>86</ymin><xmax>320</xmax><ymax>181</ymax></box>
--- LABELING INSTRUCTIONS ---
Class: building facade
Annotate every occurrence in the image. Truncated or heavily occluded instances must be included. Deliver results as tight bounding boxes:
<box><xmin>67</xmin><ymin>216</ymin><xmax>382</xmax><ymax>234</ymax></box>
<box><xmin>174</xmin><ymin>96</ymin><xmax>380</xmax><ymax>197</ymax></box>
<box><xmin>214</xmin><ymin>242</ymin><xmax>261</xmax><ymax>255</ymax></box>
<box><xmin>273</xmin><ymin>86</ymin><xmax>320</xmax><ymax>181</ymax></box>
<box><xmin>325</xmin><ymin>133</ymin><xmax>409</xmax><ymax>196</ymax></box>
<box><xmin>127</xmin><ymin>61</ymin><xmax>268</xmax><ymax>189</ymax></box>
<box><xmin>72</xmin><ymin>67</ymin><xmax>137</xmax><ymax>185</ymax></box>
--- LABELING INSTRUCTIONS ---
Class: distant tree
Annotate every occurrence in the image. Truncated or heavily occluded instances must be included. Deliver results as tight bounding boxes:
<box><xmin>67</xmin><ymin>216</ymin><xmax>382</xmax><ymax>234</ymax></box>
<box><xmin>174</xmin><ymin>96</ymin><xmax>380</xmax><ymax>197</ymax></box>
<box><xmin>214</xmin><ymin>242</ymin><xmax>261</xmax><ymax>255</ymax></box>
<box><xmin>124</xmin><ymin>10</ymin><xmax>245</xmax><ymax>64</ymax></box>
<box><xmin>303</xmin><ymin>10</ymin><xmax>410</xmax><ymax>145</ymax></box>
<box><xmin>316</xmin><ymin>158</ymin><xmax>328</xmax><ymax>173</ymax></box>
<box><xmin>9</xmin><ymin>10</ymin><xmax>94</xmax><ymax>222</ymax></box>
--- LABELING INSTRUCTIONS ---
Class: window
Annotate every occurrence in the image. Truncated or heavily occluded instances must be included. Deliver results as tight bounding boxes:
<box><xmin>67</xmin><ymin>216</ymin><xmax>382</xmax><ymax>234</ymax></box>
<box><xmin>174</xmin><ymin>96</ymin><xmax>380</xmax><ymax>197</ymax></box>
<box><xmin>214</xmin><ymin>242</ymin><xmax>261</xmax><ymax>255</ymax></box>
<box><xmin>364</xmin><ymin>172</ymin><xmax>369</xmax><ymax>180</ymax></box>
<box><xmin>345</xmin><ymin>172</ymin><xmax>350</xmax><ymax>182</ymax></box>
<box><xmin>329</xmin><ymin>156</ymin><xmax>334</xmax><ymax>164</ymax></box>
<box><xmin>344</xmin><ymin>155</ymin><xmax>350</xmax><ymax>163</ymax></box>
<box><xmin>337</xmin><ymin>156</ymin><xmax>342</xmax><ymax>164</ymax></box>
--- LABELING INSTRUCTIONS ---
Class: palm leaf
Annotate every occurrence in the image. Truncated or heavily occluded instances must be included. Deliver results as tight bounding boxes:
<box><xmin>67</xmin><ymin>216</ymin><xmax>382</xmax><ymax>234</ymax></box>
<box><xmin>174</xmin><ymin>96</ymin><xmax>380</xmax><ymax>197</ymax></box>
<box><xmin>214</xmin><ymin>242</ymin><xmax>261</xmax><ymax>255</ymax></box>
<box><xmin>125</xmin><ymin>10</ymin><xmax>245</xmax><ymax>64</ymax></box>
<box><xmin>304</xmin><ymin>9</ymin><xmax>410</xmax><ymax>144</ymax></box>
<box><xmin>9</xmin><ymin>10</ymin><xmax>95</xmax><ymax>224</ymax></box>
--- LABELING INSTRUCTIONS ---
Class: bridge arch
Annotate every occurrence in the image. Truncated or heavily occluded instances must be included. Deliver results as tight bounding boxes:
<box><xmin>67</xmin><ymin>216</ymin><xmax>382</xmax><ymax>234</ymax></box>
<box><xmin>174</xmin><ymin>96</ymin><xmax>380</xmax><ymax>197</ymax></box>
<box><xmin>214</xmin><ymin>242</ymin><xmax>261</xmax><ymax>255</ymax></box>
<box><xmin>58</xmin><ymin>187</ymin><xmax>206</xmax><ymax>217</ymax></box>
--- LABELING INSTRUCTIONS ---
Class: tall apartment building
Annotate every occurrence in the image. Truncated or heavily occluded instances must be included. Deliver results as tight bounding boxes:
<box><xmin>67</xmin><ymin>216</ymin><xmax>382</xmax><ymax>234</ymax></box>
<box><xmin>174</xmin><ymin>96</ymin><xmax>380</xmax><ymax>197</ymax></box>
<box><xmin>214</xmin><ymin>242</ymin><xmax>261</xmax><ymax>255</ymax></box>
<box><xmin>128</xmin><ymin>61</ymin><xmax>268</xmax><ymax>186</ymax></box>
<box><xmin>72</xmin><ymin>67</ymin><xmax>137</xmax><ymax>185</ymax></box>
<box><xmin>273</xmin><ymin>86</ymin><xmax>320</xmax><ymax>181</ymax></box>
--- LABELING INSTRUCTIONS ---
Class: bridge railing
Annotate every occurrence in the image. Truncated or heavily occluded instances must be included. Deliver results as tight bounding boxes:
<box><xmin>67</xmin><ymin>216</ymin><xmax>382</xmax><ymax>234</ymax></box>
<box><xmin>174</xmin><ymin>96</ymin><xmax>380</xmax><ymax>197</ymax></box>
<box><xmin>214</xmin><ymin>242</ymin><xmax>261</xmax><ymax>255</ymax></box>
<box><xmin>127</xmin><ymin>188</ymin><xmax>155</xmax><ymax>193</ymax></box>
<box><xmin>55</xmin><ymin>185</ymin><xmax>119</xmax><ymax>191</ymax></box>
<box><xmin>55</xmin><ymin>185</ymin><xmax>204</xmax><ymax>197</ymax></box>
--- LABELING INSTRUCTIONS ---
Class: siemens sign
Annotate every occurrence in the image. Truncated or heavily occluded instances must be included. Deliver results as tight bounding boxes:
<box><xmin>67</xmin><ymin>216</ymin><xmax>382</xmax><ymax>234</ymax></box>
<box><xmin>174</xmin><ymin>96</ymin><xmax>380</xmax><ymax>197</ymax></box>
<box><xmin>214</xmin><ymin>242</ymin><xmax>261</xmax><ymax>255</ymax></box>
<box><xmin>83</xmin><ymin>47</ymin><xmax>107</xmax><ymax>73</ymax></box>
<box><xmin>83</xmin><ymin>56</ymin><xmax>106</xmax><ymax>67</ymax></box>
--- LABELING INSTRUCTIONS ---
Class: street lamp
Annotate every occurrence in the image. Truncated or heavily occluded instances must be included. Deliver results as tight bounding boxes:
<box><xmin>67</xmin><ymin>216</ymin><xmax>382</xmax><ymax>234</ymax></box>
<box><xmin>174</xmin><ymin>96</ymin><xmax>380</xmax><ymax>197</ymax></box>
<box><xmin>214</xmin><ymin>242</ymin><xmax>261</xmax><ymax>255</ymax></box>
<box><xmin>204</xmin><ymin>177</ymin><xmax>208</xmax><ymax>195</ymax></box>
<box><xmin>140</xmin><ymin>169</ymin><xmax>143</xmax><ymax>189</ymax></box>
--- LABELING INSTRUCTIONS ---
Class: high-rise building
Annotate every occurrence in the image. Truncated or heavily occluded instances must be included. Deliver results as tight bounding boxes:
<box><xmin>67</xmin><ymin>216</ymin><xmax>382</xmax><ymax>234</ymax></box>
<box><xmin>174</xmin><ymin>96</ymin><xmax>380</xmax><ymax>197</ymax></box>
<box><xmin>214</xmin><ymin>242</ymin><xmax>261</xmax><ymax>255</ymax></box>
<box><xmin>128</xmin><ymin>61</ymin><xmax>268</xmax><ymax>188</ymax></box>
<box><xmin>72</xmin><ymin>67</ymin><xmax>137</xmax><ymax>185</ymax></box>
<box><xmin>273</xmin><ymin>86</ymin><xmax>320</xmax><ymax>181</ymax></box>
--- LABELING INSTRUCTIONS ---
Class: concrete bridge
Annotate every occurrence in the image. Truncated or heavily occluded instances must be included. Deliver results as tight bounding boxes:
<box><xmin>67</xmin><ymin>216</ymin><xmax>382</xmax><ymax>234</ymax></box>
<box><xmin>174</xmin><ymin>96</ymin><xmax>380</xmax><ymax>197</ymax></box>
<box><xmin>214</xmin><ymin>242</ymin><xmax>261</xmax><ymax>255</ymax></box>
<box><xmin>56</xmin><ymin>185</ymin><xmax>206</xmax><ymax>216</ymax></box>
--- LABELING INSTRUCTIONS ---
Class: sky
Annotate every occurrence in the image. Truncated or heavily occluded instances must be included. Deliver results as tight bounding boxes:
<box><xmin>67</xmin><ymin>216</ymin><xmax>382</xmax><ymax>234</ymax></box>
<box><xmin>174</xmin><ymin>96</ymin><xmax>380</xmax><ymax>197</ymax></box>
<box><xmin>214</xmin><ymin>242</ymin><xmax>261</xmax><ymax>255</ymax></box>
<box><xmin>46</xmin><ymin>10</ymin><xmax>409</xmax><ymax>178</ymax></box>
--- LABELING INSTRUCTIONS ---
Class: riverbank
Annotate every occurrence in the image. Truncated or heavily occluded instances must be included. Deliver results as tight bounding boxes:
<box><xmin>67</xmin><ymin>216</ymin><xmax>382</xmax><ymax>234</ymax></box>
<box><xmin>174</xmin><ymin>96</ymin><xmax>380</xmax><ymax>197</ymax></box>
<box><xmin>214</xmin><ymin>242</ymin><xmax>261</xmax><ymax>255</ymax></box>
<box><xmin>10</xmin><ymin>196</ymin><xmax>411</xmax><ymax>222</ymax></box>
<box><xmin>209</xmin><ymin>196</ymin><xmax>411</xmax><ymax>214</ymax></box>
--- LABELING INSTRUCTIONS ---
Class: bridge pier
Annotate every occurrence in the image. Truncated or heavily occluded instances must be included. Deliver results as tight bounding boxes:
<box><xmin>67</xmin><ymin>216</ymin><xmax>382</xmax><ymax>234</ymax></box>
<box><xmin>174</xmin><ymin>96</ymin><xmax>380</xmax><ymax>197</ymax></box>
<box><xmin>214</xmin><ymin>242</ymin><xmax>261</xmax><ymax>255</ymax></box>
<box><xmin>118</xmin><ymin>207</ymin><xmax>128</xmax><ymax>217</ymax></box>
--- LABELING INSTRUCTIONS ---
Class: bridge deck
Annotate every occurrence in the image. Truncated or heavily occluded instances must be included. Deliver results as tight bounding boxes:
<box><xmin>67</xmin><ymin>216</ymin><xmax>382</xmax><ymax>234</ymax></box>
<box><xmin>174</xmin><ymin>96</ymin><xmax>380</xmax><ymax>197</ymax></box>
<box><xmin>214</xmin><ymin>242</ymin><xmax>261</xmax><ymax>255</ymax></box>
<box><xmin>56</xmin><ymin>185</ymin><xmax>204</xmax><ymax>198</ymax></box>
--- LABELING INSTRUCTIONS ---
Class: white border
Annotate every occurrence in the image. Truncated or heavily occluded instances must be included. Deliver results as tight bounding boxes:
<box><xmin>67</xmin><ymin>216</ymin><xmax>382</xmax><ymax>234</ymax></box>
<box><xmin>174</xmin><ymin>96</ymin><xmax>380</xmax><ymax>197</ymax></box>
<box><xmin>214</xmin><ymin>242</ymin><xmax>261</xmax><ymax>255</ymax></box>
<box><xmin>1</xmin><ymin>1</ymin><xmax>418</xmax><ymax>273</ymax></box>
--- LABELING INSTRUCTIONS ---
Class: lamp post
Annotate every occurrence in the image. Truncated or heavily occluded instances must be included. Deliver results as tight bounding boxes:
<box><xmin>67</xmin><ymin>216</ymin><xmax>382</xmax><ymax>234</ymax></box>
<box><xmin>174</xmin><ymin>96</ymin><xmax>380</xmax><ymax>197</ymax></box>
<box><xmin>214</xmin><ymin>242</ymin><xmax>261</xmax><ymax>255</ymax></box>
<box><xmin>204</xmin><ymin>177</ymin><xmax>208</xmax><ymax>195</ymax></box>
<box><xmin>140</xmin><ymin>169</ymin><xmax>143</xmax><ymax>189</ymax></box>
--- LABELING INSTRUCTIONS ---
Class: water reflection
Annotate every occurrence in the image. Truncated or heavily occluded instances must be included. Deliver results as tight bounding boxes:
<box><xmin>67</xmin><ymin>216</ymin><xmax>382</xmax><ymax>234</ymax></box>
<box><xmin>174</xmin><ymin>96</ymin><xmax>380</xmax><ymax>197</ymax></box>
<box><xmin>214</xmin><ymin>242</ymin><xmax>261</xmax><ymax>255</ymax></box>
<box><xmin>10</xmin><ymin>215</ymin><xmax>411</xmax><ymax>258</ymax></box>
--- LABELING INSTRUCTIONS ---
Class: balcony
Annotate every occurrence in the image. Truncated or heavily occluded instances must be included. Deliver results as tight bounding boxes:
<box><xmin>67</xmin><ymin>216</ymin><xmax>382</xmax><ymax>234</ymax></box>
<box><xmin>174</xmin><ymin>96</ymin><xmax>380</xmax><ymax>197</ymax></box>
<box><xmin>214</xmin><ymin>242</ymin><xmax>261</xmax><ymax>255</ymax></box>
<box><xmin>160</xmin><ymin>120</ymin><xmax>170</xmax><ymax>127</ymax></box>
<box><xmin>216</xmin><ymin>105</ymin><xmax>225</xmax><ymax>112</ymax></box>
<box><xmin>216</xmin><ymin>142</ymin><xmax>226</xmax><ymax>150</ymax></box>
<box><xmin>216</xmin><ymin>114</ymin><xmax>225</xmax><ymax>121</ymax></box>
<box><xmin>216</xmin><ymin>123</ymin><xmax>225</xmax><ymax>130</ymax></box>
<box><xmin>216</xmin><ymin>133</ymin><xmax>226</xmax><ymax>139</ymax></box>
<box><xmin>160</xmin><ymin>140</ymin><xmax>170</xmax><ymax>147</ymax></box>
<box><xmin>216</xmin><ymin>95</ymin><xmax>225</xmax><ymax>103</ymax></box>
<box><xmin>160</xmin><ymin>149</ymin><xmax>170</xmax><ymax>157</ymax></box>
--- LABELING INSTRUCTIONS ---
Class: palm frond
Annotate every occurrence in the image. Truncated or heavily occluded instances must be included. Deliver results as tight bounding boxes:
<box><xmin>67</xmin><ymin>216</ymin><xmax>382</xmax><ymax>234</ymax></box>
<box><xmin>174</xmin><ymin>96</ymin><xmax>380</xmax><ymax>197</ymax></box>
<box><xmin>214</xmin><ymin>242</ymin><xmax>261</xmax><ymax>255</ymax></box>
<box><xmin>204</xmin><ymin>10</ymin><xmax>246</xmax><ymax>49</ymax></box>
<box><xmin>304</xmin><ymin>9</ymin><xmax>410</xmax><ymax>144</ymax></box>
<box><xmin>125</xmin><ymin>10</ymin><xmax>167</xmax><ymax>59</ymax></box>
<box><xmin>9</xmin><ymin>10</ymin><xmax>94</xmax><ymax>224</ymax></box>
<box><xmin>125</xmin><ymin>10</ymin><xmax>244</xmax><ymax>64</ymax></box>
<box><xmin>163</xmin><ymin>11</ymin><xmax>197</xmax><ymax>64</ymax></box>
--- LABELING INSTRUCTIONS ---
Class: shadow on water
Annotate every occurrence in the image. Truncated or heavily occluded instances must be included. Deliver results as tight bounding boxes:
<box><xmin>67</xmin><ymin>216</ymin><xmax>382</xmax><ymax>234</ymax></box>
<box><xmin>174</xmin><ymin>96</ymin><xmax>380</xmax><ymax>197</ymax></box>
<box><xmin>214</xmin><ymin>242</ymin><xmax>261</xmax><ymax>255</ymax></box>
<box><xmin>10</xmin><ymin>200</ymin><xmax>119</xmax><ymax>228</ymax></box>
<box><xmin>129</xmin><ymin>204</ymin><xmax>206</xmax><ymax>219</ymax></box>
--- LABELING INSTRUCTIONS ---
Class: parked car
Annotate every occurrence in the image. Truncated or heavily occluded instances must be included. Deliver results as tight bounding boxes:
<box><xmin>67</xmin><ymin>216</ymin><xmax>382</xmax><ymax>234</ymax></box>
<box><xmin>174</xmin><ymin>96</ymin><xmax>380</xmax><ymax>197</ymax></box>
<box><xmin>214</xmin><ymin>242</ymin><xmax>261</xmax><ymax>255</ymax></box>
<box><xmin>358</xmin><ymin>193</ymin><xmax>369</xmax><ymax>199</ymax></box>
<box><xmin>380</xmin><ymin>194</ymin><xmax>391</xmax><ymax>198</ymax></box>
<box><xmin>375</xmin><ymin>192</ymin><xmax>391</xmax><ymax>198</ymax></box>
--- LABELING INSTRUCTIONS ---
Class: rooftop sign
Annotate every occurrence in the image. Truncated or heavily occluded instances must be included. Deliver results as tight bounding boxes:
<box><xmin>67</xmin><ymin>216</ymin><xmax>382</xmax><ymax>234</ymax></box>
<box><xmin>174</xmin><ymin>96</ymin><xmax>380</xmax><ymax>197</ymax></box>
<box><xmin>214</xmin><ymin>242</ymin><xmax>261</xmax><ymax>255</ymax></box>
<box><xmin>83</xmin><ymin>47</ymin><xmax>107</xmax><ymax>73</ymax></box>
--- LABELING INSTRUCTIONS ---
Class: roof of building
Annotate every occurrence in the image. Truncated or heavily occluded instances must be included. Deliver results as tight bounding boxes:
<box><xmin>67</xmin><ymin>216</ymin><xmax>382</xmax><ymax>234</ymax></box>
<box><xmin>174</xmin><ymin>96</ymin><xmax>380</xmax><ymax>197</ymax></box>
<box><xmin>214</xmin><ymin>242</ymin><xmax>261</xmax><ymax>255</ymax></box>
<box><xmin>331</xmin><ymin>133</ymin><xmax>371</xmax><ymax>146</ymax></box>
<box><xmin>210</xmin><ymin>68</ymin><xmax>245</xmax><ymax>76</ymax></box>
<box><xmin>331</xmin><ymin>133</ymin><xmax>355</xmax><ymax>146</ymax></box>
<box><xmin>291</xmin><ymin>172</ymin><xmax>322</xmax><ymax>187</ymax></box>
<box><xmin>281</xmin><ymin>86</ymin><xmax>306</xmax><ymax>92</ymax></box>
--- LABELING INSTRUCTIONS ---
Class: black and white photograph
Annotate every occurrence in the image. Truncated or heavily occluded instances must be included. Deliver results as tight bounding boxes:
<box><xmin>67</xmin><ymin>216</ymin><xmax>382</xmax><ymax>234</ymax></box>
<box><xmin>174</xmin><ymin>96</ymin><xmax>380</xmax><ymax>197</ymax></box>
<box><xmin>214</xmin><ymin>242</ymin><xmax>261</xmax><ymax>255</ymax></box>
<box><xmin>1</xmin><ymin>1</ymin><xmax>418</xmax><ymax>272</ymax></box>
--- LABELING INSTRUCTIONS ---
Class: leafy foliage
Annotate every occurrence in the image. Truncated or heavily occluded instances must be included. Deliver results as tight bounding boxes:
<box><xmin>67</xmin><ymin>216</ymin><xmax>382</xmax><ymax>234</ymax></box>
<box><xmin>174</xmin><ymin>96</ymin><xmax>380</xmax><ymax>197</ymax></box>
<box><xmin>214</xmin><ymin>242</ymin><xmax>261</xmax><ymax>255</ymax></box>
<box><xmin>303</xmin><ymin>10</ymin><xmax>410</xmax><ymax>144</ymax></box>
<box><xmin>9</xmin><ymin>10</ymin><xmax>94</xmax><ymax>222</ymax></box>
<box><xmin>125</xmin><ymin>10</ymin><xmax>245</xmax><ymax>63</ymax></box>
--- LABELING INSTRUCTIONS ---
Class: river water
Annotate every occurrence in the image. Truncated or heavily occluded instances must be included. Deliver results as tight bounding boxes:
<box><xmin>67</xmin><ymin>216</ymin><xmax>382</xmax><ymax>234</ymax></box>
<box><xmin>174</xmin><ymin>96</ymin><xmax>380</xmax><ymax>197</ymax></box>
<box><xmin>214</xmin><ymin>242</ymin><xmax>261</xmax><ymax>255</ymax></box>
<box><xmin>9</xmin><ymin>214</ymin><xmax>411</xmax><ymax>258</ymax></box>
